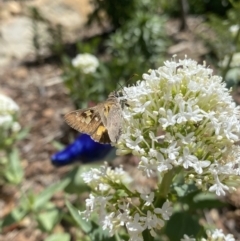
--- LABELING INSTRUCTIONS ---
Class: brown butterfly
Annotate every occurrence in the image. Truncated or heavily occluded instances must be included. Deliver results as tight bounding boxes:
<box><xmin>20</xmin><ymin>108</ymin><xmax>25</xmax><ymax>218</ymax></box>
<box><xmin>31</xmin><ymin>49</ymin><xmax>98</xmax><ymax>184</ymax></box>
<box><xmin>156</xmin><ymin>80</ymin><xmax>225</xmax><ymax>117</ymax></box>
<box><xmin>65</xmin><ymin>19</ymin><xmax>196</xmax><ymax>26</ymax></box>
<box><xmin>64</xmin><ymin>92</ymin><xmax>123</xmax><ymax>144</ymax></box>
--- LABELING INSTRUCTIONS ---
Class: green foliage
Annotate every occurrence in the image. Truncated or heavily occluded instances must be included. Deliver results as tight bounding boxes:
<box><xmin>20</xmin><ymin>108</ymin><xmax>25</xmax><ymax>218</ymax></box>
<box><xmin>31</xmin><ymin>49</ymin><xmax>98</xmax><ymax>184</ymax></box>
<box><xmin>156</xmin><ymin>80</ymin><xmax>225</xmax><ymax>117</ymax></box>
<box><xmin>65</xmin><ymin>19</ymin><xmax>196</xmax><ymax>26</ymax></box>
<box><xmin>63</xmin><ymin>0</ymin><xmax>170</xmax><ymax>108</ymax></box>
<box><xmin>199</xmin><ymin>2</ymin><xmax>240</xmax><ymax>85</ymax></box>
<box><xmin>44</xmin><ymin>233</ymin><xmax>71</xmax><ymax>241</ymax></box>
<box><xmin>4</xmin><ymin>148</ymin><xmax>24</xmax><ymax>185</ymax></box>
<box><xmin>1</xmin><ymin>178</ymin><xmax>70</xmax><ymax>232</ymax></box>
<box><xmin>106</xmin><ymin>11</ymin><xmax>169</xmax><ymax>77</ymax></box>
<box><xmin>62</xmin><ymin>57</ymin><xmax>116</xmax><ymax>109</ymax></box>
<box><xmin>0</xmin><ymin>112</ymin><xmax>27</xmax><ymax>185</ymax></box>
<box><xmin>165</xmin><ymin>212</ymin><xmax>202</xmax><ymax>241</ymax></box>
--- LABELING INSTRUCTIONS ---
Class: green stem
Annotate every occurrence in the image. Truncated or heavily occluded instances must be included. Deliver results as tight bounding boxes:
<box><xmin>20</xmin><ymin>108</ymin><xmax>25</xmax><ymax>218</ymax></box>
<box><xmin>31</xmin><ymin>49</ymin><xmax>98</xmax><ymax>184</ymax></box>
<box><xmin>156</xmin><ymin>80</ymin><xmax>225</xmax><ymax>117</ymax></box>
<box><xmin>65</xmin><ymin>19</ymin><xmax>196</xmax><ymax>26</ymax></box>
<box><xmin>157</xmin><ymin>169</ymin><xmax>175</xmax><ymax>202</ymax></box>
<box><xmin>222</xmin><ymin>26</ymin><xmax>240</xmax><ymax>81</ymax></box>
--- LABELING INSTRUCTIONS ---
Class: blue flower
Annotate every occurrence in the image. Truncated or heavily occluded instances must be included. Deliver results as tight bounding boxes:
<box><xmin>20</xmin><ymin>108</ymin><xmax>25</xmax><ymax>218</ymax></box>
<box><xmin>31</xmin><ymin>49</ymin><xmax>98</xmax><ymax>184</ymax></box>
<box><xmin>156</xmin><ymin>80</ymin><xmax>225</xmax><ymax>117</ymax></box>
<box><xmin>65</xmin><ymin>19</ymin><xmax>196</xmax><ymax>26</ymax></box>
<box><xmin>51</xmin><ymin>134</ymin><xmax>113</xmax><ymax>166</ymax></box>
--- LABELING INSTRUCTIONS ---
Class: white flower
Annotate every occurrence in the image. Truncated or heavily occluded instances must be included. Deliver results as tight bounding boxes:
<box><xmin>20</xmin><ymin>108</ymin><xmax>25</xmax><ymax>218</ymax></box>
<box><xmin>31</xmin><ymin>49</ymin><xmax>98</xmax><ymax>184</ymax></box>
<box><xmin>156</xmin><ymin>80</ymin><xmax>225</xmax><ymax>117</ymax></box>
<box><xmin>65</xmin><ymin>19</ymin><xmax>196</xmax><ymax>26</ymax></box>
<box><xmin>141</xmin><ymin>210</ymin><xmax>164</xmax><ymax>232</ymax></box>
<box><xmin>0</xmin><ymin>94</ymin><xmax>19</xmax><ymax>114</ymax></box>
<box><xmin>12</xmin><ymin>122</ymin><xmax>21</xmax><ymax>132</ymax></box>
<box><xmin>126</xmin><ymin>213</ymin><xmax>145</xmax><ymax>241</ymax></box>
<box><xmin>204</xmin><ymin>229</ymin><xmax>236</xmax><ymax>241</ymax></box>
<box><xmin>140</xmin><ymin>192</ymin><xmax>154</xmax><ymax>206</ymax></box>
<box><xmin>117</xmin><ymin>57</ymin><xmax>240</xmax><ymax>196</ymax></box>
<box><xmin>0</xmin><ymin>94</ymin><xmax>20</xmax><ymax>129</ymax></box>
<box><xmin>81</xmin><ymin>164</ymin><xmax>173</xmax><ymax>239</ymax></box>
<box><xmin>72</xmin><ymin>53</ymin><xmax>99</xmax><ymax>74</ymax></box>
<box><xmin>154</xmin><ymin>201</ymin><xmax>173</xmax><ymax>220</ymax></box>
<box><xmin>0</xmin><ymin>115</ymin><xmax>13</xmax><ymax>126</ymax></box>
<box><xmin>181</xmin><ymin>234</ymin><xmax>196</xmax><ymax>241</ymax></box>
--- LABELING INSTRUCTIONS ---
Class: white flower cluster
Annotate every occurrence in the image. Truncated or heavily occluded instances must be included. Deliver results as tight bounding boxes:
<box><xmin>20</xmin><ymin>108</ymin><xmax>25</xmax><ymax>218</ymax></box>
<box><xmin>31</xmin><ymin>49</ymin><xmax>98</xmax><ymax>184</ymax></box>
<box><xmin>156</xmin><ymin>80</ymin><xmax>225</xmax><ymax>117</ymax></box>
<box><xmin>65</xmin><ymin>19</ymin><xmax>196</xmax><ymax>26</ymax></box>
<box><xmin>182</xmin><ymin>229</ymin><xmax>235</xmax><ymax>241</ymax></box>
<box><xmin>72</xmin><ymin>53</ymin><xmax>99</xmax><ymax>74</ymax></box>
<box><xmin>81</xmin><ymin>164</ymin><xmax>173</xmax><ymax>241</ymax></box>
<box><xmin>117</xmin><ymin>57</ymin><xmax>240</xmax><ymax>196</ymax></box>
<box><xmin>0</xmin><ymin>93</ymin><xmax>20</xmax><ymax>131</ymax></box>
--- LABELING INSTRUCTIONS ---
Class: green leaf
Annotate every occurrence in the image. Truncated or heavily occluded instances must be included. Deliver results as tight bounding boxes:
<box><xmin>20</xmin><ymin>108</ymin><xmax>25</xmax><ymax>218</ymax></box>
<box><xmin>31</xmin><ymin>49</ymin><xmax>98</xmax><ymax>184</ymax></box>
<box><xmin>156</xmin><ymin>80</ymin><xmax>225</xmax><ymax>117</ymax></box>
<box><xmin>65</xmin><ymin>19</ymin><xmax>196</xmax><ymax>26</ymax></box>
<box><xmin>1</xmin><ymin>207</ymin><xmax>28</xmax><ymax>228</ymax></box>
<box><xmin>165</xmin><ymin>212</ymin><xmax>202</xmax><ymax>241</ymax></box>
<box><xmin>5</xmin><ymin>148</ymin><xmax>23</xmax><ymax>184</ymax></box>
<box><xmin>36</xmin><ymin>202</ymin><xmax>61</xmax><ymax>232</ymax></box>
<box><xmin>15</xmin><ymin>127</ymin><xmax>30</xmax><ymax>140</ymax></box>
<box><xmin>33</xmin><ymin>178</ymin><xmax>70</xmax><ymax>210</ymax></box>
<box><xmin>66</xmin><ymin>200</ymin><xmax>92</xmax><ymax>233</ymax></box>
<box><xmin>44</xmin><ymin>233</ymin><xmax>71</xmax><ymax>241</ymax></box>
<box><xmin>191</xmin><ymin>192</ymin><xmax>226</xmax><ymax>209</ymax></box>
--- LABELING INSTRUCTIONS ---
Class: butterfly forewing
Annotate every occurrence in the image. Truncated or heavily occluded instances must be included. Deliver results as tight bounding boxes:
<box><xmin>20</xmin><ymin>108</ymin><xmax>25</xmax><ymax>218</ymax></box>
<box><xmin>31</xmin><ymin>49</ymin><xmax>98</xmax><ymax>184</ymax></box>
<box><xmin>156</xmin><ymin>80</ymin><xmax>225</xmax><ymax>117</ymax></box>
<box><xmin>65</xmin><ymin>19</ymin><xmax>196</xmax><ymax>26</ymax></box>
<box><xmin>64</xmin><ymin>107</ymin><xmax>107</xmax><ymax>139</ymax></box>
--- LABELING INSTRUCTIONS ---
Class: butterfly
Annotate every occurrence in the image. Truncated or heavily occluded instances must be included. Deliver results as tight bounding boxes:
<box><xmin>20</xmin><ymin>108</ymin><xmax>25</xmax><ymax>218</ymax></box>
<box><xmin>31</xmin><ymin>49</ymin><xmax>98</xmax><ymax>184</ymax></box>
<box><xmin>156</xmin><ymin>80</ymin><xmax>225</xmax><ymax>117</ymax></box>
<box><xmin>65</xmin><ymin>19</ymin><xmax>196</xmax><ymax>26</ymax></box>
<box><xmin>64</xmin><ymin>92</ymin><xmax>123</xmax><ymax>144</ymax></box>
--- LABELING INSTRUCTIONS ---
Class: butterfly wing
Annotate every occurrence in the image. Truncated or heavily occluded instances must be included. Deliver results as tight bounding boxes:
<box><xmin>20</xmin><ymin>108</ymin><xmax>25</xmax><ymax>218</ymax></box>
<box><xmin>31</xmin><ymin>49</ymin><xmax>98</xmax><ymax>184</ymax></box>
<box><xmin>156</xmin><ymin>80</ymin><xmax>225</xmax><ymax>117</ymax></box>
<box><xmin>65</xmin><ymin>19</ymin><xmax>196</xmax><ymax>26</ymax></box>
<box><xmin>64</xmin><ymin>107</ymin><xmax>111</xmax><ymax>144</ymax></box>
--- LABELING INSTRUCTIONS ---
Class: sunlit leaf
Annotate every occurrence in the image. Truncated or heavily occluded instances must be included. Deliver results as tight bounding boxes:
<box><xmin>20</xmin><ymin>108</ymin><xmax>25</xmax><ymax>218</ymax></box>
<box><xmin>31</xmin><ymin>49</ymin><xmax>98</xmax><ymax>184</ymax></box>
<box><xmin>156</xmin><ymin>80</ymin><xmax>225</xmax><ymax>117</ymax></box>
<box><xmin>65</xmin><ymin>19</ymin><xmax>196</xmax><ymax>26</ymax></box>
<box><xmin>44</xmin><ymin>233</ymin><xmax>71</xmax><ymax>241</ymax></box>
<box><xmin>37</xmin><ymin>202</ymin><xmax>60</xmax><ymax>232</ymax></box>
<box><xmin>1</xmin><ymin>207</ymin><xmax>28</xmax><ymax>228</ymax></box>
<box><xmin>33</xmin><ymin>178</ymin><xmax>70</xmax><ymax>210</ymax></box>
<box><xmin>5</xmin><ymin>148</ymin><xmax>23</xmax><ymax>184</ymax></box>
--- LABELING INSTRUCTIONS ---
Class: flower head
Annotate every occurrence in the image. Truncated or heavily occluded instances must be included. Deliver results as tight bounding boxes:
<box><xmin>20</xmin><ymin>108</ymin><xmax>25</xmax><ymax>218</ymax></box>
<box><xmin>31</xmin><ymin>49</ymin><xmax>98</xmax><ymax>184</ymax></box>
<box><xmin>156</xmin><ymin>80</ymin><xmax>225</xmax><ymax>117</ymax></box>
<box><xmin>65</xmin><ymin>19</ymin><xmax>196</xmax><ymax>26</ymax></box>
<box><xmin>81</xmin><ymin>164</ymin><xmax>173</xmax><ymax>240</ymax></box>
<box><xmin>72</xmin><ymin>53</ymin><xmax>99</xmax><ymax>74</ymax></box>
<box><xmin>0</xmin><ymin>94</ymin><xmax>19</xmax><ymax>114</ymax></box>
<box><xmin>0</xmin><ymin>93</ymin><xmax>20</xmax><ymax>130</ymax></box>
<box><xmin>117</xmin><ymin>57</ymin><xmax>240</xmax><ymax>196</ymax></box>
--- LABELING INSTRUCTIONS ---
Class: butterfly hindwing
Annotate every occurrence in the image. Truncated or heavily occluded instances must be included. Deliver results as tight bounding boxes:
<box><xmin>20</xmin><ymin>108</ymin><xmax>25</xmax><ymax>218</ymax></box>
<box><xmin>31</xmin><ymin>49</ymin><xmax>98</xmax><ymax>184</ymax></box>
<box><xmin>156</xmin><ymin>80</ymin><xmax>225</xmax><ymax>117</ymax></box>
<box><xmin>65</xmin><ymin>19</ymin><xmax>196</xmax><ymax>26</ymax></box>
<box><xmin>91</xmin><ymin>124</ymin><xmax>111</xmax><ymax>143</ymax></box>
<box><xmin>105</xmin><ymin>102</ymin><xmax>122</xmax><ymax>143</ymax></box>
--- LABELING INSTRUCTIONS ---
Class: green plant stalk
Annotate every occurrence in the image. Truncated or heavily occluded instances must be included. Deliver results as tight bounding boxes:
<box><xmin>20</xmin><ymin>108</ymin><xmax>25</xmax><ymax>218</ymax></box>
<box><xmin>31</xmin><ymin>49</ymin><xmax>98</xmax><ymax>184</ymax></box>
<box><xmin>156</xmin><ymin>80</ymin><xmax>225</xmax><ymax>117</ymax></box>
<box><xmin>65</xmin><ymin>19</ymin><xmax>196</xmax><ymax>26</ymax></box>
<box><xmin>158</xmin><ymin>169</ymin><xmax>175</xmax><ymax>200</ymax></box>
<box><xmin>222</xmin><ymin>26</ymin><xmax>240</xmax><ymax>81</ymax></box>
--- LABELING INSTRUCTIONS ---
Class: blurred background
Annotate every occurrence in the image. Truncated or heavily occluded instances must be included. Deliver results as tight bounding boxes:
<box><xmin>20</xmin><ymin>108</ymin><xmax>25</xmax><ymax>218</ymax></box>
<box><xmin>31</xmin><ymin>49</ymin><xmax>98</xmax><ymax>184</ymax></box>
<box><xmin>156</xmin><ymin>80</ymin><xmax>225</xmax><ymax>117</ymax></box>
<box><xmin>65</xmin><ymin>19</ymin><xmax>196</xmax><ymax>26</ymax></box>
<box><xmin>1</xmin><ymin>0</ymin><xmax>240</xmax><ymax>240</ymax></box>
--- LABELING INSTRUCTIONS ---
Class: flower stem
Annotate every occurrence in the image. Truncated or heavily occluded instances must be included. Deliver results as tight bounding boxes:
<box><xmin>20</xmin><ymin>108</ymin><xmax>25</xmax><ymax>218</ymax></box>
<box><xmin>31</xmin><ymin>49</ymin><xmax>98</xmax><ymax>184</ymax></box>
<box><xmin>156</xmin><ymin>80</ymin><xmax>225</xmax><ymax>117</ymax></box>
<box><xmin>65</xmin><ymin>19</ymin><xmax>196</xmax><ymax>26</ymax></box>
<box><xmin>158</xmin><ymin>169</ymin><xmax>175</xmax><ymax>199</ymax></box>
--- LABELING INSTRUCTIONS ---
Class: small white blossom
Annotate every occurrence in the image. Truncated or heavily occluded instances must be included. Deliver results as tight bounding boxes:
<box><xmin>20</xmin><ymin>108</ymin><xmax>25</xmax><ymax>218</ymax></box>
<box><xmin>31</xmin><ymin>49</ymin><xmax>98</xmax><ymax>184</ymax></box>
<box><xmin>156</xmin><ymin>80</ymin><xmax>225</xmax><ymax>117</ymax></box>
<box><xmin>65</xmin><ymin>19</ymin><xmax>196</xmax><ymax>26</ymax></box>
<box><xmin>181</xmin><ymin>234</ymin><xmax>196</xmax><ymax>241</ymax></box>
<box><xmin>154</xmin><ymin>201</ymin><xmax>173</xmax><ymax>220</ymax></box>
<box><xmin>140</xmin><ymin>192</ymin><xmax>154</xmax><ymax>206</ymax></box>
<box><xmin>0</xmin><ymin>94</ymin><xmax>19</xmax><ymax>114</ymax></box>
<box><xmin>72</xmin><ymin>53</ymin><xmax>99</xmax><ymax>74</ymax></box>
